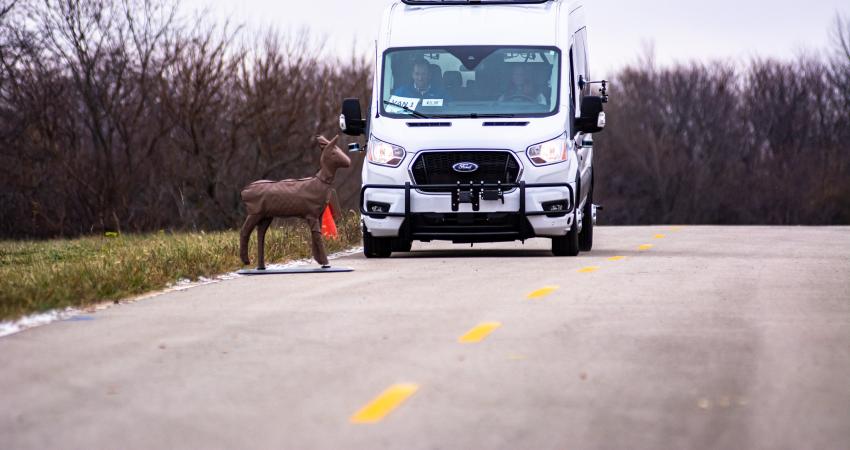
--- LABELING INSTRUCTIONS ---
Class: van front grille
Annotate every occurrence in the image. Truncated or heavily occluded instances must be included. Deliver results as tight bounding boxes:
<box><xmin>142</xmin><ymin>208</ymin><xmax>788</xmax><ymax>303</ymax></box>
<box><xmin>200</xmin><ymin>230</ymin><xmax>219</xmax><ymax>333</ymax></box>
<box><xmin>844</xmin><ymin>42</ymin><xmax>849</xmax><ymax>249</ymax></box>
<box><xmin>410</xmin><ymin>151</ymin><xmax>521</xmax><ymax>193</ymax></box>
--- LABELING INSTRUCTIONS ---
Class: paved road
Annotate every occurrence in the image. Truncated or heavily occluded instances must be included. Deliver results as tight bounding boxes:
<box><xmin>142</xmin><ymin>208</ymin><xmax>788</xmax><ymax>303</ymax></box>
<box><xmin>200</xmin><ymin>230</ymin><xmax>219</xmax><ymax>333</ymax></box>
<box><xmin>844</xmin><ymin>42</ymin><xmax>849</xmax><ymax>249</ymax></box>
<box><xmin>2</xmin><ymin>226</ymin><xmax>849</xmax><ymax>449</ymax></box>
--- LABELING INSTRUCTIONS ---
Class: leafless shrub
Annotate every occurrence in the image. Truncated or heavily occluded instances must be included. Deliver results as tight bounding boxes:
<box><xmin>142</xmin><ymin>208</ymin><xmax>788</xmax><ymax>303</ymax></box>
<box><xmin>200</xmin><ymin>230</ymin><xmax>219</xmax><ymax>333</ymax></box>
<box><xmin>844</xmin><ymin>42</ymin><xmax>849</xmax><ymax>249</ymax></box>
<box><xmin>596</xmin><ymin>37</ymin><xmax>850</xmax><ymax>224</ymax></box>
<box><xmin>0</xmin><ymin>0</ymin><xmax>370</xmax><ymax>238</ymax></box>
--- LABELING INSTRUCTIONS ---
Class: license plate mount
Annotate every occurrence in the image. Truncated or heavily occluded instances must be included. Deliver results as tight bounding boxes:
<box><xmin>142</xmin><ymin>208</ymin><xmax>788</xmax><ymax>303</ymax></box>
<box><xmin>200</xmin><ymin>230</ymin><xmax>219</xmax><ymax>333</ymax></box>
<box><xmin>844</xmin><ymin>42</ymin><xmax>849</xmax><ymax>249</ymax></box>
<box><xmin>451</xmin><ymin>181</ymin><xmax>505</xmax><ymax>211</ymax></box>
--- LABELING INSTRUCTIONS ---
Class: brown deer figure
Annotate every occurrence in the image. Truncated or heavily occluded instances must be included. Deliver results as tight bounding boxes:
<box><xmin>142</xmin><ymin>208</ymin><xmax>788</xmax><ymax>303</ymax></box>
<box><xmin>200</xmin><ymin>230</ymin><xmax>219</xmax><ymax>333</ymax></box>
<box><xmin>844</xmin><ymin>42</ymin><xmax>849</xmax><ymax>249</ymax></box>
<box><xmin>239</xmin><ymin>135</ymin><xmax>351</xmax><ymax>269</ymax></box>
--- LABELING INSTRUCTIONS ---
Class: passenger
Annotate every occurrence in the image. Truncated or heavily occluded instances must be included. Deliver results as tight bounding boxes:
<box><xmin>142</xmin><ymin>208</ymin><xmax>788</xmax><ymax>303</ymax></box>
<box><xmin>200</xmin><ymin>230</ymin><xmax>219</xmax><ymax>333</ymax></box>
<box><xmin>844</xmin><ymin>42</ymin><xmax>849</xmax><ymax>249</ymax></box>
<box><xmin>393</xmin><ymin>58</ymin><xmax>448</xmax><ymax>101</ymax></box>
<box><xmin>498</xmin><ymin>65</ymin><xmax>547</xmax><ymax>105</ymax></box>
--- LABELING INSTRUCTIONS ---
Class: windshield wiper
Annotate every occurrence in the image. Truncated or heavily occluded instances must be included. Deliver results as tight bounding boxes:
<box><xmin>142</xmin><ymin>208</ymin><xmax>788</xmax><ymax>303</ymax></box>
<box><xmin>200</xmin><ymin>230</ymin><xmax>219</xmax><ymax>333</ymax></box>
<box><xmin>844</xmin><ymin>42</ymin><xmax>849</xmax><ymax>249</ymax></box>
<box><xmin>382</xmin><ymin>100</ymin><xmax>431</xmax><ymax>119</ymax></box>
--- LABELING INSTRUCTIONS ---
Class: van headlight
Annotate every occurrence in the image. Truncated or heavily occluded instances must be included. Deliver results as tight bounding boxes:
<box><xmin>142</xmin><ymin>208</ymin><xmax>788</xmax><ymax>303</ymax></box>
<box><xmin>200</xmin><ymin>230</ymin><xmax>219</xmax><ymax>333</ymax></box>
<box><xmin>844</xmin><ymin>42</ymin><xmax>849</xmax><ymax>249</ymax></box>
<box><xmin>368</xmin><ymin>136</ymin><xmax>406</xmax><ymax>167</ymax></box>
<box><xmin>526</xmin><ymin>134</ymin><xmax>569</xmax><ymax>166</ymax></box>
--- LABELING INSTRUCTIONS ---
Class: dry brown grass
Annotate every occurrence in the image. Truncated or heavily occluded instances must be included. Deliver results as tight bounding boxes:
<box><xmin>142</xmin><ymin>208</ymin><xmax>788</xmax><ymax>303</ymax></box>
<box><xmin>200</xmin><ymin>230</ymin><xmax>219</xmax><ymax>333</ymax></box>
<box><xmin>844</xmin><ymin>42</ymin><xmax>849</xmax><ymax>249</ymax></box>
<box><xmin>0</xmin><ymin>213</ymin><xmax>362</xmax><ymax>321</ymax></box>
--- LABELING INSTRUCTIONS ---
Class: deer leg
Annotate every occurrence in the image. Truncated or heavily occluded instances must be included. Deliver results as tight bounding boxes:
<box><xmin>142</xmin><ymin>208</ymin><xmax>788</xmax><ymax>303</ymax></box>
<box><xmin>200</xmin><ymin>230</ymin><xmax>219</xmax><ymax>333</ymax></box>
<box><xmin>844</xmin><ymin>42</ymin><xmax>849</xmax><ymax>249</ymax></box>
<box><xmin>256</xmin><ymin>217</ymin><xmax>273</xmax><ymax>270</ymax></box>
<box><xmin>306</xmin><ymin>217</ymin><xmax>329</xmax><ymax>267</ymax></box>
<box><xmin>240</xmin><ymin>214</ymin><xmax>264</xmax><ymax>265</ymax></box>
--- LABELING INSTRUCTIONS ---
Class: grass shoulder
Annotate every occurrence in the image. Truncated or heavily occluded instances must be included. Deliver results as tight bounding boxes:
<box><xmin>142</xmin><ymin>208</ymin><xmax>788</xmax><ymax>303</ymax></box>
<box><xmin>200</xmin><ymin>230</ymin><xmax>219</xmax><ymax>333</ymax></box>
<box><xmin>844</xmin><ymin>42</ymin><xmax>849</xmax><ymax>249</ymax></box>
<box><xmin>0</xmin><ymin>214</ymin><xmax>361</xmax><ymax>322</ymax></box>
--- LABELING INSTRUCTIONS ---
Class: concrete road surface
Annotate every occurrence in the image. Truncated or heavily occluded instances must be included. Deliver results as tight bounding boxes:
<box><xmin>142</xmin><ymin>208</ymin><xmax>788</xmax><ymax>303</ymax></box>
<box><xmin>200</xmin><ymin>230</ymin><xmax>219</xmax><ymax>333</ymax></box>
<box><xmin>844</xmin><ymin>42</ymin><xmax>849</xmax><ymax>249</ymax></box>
<box><xmin>2</xmin><ymin>226</ymin><xmax>849</xmax><ymax>449</ymax></box>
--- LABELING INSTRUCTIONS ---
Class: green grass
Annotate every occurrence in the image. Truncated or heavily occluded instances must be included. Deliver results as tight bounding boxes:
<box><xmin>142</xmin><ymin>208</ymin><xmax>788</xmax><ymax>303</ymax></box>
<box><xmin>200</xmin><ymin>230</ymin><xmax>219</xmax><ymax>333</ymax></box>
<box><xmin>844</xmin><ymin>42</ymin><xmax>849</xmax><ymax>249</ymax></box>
<box><xmin>0</xmin><ymin>213</ymin><xmax>362</xmax><ymax>322</ymax></box>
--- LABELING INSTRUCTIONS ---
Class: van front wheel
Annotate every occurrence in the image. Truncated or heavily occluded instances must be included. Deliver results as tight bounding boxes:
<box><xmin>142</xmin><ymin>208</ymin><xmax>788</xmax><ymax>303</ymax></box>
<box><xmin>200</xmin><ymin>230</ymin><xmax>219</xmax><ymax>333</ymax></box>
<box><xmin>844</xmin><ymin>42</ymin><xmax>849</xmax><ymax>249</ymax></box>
<box><xmin>552</xmin><ymin>213</ymin><xmax>580</xmax><ymax>256</ymax></box>
<box><xmin>363</xmin><ymin>230</ymin><xmax>392</xmax><ymax>258</ymax></box>
<box><xmin>579</xmin><ymin>181</ymin><xmax>593</xmax><ymax>252</ymax></box>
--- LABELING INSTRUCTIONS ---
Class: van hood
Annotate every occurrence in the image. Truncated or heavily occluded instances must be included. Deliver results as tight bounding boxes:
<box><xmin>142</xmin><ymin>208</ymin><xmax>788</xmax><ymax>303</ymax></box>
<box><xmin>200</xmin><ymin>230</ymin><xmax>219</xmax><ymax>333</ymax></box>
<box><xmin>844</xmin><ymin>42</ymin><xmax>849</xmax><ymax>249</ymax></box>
<box><xmin>369</xmin><ymin>113</ymin><xmax>569</xmax><ymax>153</ymax></box>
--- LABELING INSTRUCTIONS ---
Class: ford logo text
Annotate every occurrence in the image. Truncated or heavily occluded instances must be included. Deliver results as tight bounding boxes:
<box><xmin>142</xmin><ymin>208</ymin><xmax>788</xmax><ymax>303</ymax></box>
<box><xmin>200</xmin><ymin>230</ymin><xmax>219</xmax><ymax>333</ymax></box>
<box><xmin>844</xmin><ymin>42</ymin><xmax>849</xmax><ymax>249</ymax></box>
<box><xmin>452</xmin><ymin>162</ymin><xmax>479</xmax><ymax>173</ymax></box>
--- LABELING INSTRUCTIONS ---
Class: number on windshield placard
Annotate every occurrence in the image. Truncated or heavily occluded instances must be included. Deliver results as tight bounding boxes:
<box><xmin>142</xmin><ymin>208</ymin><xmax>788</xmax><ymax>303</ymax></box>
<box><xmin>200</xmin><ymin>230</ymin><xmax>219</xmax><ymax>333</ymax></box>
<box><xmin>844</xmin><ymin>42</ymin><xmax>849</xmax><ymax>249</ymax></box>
<box><xmin>387</xmin><ymin>96</ymin><xmax>420</xmax><ymax>113</ymax></box>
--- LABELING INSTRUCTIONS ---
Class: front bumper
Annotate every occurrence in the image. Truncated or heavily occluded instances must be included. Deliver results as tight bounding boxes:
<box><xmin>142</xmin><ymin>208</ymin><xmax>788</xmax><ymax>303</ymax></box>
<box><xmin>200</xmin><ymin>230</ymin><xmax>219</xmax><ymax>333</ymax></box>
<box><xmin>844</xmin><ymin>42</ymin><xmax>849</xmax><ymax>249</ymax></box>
<box><xmin>360</xmin><ymin>181</ymin><xmax>575</xmax><ymax>242</ymax></box>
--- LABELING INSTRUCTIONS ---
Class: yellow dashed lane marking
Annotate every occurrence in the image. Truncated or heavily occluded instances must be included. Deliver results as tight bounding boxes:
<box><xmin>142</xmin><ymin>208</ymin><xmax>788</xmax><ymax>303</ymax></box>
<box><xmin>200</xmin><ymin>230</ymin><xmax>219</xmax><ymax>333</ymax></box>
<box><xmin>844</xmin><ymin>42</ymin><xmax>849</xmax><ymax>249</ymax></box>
<box><xmin>638</xmin><ymin>244</ymin><xmax>654</xmax><ymax>251</ymax></box>
<box><xmin>577</xmin><ymin>266</ymin><xmax>600</xmax><ymax>273</ymax></box>
<box><xmin>607</xmin><ymin>256</ymin><xmax>626</xmax><ymax>261</ymax></box>
<box><xmin>668</xmin><ymin>226</ymin><xmax>683</xmax><ymax>232</ymax></box>
<box><xmin>654</xmin><ymin>234</ymin><xmax>666</xmax><ymax>239</ymax></box>
<box><xmin>527</xmin><ymin>285</ymin><xmax>559</xmax><ymax>299</ymax></box>
<box><xmin>458</xmin><ymin>322</ymin><xmax>502</xmax><ymax>343</ymax></box>
<box><xmin>350</xmin><ymin>383</ymin><xmax>419</xmax><ymax>424</ymax></box>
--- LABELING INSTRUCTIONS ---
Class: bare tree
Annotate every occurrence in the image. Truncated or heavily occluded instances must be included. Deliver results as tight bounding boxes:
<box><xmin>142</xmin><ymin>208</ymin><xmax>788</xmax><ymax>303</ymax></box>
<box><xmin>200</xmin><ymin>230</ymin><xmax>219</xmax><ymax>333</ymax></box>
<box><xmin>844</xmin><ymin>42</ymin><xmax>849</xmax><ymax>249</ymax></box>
<box><xmin>831</xmin><ymin>13</ymin><xmax>850</xmax><ymax>62</ymax></box>
<box><xmin>596</xmin><ymin>51</ymin><xmax>850</xmax><ymax>225</ymax></box>
<box><xmin>0</xmin><ymin>1</ymin><xmax>17</xmax><ymax>21</ymax></box>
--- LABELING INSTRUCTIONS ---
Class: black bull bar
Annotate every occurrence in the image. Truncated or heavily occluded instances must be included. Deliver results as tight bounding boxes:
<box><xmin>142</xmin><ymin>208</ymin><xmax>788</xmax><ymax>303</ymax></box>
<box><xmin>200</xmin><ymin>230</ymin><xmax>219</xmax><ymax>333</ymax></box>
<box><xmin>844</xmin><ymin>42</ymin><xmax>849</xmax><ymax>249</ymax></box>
<box><xmin>359</xmin><ymin>181</ymin><xmax>574</xmax><ymax>241</ymax></box>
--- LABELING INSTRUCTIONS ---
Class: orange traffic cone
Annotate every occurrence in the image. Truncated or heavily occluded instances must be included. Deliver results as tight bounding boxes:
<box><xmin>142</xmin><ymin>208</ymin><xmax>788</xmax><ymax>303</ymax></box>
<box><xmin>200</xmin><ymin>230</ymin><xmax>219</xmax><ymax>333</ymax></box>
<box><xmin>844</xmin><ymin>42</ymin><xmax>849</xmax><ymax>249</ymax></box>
<box><xmin>321</xmin><ymin>205</ymin><xmax>338</xmax><ymax>239</ymax></box>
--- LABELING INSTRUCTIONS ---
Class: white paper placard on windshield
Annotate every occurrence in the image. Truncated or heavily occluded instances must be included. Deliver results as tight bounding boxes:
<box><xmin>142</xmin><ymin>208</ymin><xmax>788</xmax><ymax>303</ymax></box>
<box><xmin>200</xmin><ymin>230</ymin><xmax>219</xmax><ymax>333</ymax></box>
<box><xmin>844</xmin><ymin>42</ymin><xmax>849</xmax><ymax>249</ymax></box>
<box><xmin>422</xmin><ymin>98</ymin><xmax>444</xmax><ymax>107</ymax></box>
<box><xmin>387</xmin><ymin>96</ymin><xmax>420</xmax><ymax>113</ymax></box>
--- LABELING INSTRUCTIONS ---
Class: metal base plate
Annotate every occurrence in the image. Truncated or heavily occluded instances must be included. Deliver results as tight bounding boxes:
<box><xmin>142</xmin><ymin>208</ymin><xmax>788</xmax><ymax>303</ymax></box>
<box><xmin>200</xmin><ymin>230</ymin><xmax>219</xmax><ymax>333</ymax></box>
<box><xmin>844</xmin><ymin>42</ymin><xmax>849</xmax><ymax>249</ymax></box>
<box><xmin>238</xmin><ymin>266</ymin><xmax>354</xmax><ymax>275</ymax></box>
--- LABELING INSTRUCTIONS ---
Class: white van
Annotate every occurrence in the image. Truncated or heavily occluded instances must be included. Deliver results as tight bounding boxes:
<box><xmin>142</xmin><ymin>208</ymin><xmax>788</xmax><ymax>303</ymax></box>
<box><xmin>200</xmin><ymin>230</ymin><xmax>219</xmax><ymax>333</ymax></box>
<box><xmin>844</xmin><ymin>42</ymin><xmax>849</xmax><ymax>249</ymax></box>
<box><xmin>340</xmin><ymin>0</ymin><xmax>607</xmax><ymax>258</ymax></box>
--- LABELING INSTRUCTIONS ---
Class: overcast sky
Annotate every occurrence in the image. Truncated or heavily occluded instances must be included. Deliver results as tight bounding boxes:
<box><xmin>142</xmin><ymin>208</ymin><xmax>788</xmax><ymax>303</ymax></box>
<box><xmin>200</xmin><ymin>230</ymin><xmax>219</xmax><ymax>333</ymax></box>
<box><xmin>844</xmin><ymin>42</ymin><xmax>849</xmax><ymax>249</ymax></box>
<box><xmin>181</xmin><ymin>0</ymin><xmax>848</xmax><ymax>77</ymax></box>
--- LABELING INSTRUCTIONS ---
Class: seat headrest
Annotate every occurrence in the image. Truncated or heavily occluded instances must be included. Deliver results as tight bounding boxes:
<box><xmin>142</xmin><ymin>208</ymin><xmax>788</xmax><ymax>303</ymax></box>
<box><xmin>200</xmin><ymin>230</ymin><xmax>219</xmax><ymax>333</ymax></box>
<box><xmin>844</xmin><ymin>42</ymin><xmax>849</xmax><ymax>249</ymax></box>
<box><xmin>443</xmin><ymin>71</ymin><xmax>462</xmax><ymax>88</ymax></box>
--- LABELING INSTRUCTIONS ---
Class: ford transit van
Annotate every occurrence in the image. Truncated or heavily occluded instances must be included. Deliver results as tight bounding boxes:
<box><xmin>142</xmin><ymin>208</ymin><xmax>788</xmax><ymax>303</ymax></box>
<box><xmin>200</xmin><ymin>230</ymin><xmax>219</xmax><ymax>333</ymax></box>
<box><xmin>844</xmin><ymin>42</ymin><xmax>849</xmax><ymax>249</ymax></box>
<box><xmin>340</xmin><ymin>0</ymin><xmax>607</xmax><ymax>257</ymax></box>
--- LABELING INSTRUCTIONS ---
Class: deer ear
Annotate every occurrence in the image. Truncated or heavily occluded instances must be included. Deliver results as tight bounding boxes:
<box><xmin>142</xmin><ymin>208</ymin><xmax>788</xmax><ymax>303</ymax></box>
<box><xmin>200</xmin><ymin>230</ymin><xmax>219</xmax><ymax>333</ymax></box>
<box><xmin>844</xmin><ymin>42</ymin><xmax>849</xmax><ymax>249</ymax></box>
<box><xmin>315</xmin><ymin>135</ymin><xmax>330</xmax><ymax>148</ymax></box>
<box><xmin>327</xmin><ymin>135</ymin><xmax>339</xmax><ymax>148</ymax></box>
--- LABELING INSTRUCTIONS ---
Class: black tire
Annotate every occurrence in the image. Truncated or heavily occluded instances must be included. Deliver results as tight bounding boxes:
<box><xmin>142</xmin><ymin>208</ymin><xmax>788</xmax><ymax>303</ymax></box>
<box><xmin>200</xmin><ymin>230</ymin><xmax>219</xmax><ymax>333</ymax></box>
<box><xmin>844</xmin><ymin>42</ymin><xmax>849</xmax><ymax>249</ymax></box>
<box><xmin>363</xmin><ymin>230</ymin><xmax>392</xmax><ymax>258</ymax></box>
<box><xmin>553</xmin><ymin>170</ymin><xmax>581</xmax><ymax>256</ymax></box>
<box><xmin>579</xmin><ymin>180</ymin><xmax>593</xmax><ymax>252</ymax></box>
<box><xmin>552</xmin><ymin>211</ymin><xmax>580</xmax><ymax>256</ymax></box>
<box><xmin>391</xmin><ymin>238</ymin><xmax>413</xmax><ymax>252</ymax></box>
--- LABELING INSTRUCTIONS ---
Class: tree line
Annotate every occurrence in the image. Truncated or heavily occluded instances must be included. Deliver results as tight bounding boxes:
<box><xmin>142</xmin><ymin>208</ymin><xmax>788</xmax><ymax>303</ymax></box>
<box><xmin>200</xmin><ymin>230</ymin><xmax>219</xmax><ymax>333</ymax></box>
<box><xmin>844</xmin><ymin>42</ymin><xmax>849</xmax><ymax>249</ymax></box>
<box><xmin>595</xmin><ymin>18</ymin><xmax>850</xmax><ymax>225</ymax></box>
<box><xmin>1</xmin><ymin>1</ymin><xmax>848</xmax><ymax>238</ymax></box>
<box><xmin>0</xmin><ymin>0</ymin><xmax>370</xmax><ymax>238</ymax></box>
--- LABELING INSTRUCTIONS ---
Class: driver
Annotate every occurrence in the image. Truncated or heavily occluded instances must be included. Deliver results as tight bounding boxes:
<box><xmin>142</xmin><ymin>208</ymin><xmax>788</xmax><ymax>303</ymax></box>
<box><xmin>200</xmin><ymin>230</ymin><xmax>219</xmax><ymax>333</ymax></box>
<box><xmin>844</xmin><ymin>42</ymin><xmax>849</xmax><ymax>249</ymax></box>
<box><xmin>393</xmin><ymin>58</ymin><xmax>447</xmax><ymax>100</ymax></box>
<box><xmin>498</xmin><ymin>64</ymin><xmax>547</xmax><ymax>105</ymax></box>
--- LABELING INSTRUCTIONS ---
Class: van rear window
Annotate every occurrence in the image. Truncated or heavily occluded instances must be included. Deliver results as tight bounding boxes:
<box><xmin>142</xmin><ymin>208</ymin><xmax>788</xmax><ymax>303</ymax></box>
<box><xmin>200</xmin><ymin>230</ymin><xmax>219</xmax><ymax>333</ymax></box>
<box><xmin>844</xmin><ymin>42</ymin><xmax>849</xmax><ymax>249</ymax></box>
<box><xmin>381</xmin><ymin>46</ymin><xmax>561</xmax><ymax>119</ymax></box>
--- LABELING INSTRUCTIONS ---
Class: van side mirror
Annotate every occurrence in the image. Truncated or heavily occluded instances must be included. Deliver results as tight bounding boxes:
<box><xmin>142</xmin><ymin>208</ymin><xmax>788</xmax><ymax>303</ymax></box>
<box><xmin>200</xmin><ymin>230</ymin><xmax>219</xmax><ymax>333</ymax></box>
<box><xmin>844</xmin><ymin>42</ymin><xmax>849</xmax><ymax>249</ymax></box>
<box><xmin>574</xmin><ymin>96</ymin><xmax>606</xmax><ymax>134</ymax></box>
<box><xmin>340</xmin><ymin>98</ymin><xmax>366</xmax><ymax>136</ymax></box>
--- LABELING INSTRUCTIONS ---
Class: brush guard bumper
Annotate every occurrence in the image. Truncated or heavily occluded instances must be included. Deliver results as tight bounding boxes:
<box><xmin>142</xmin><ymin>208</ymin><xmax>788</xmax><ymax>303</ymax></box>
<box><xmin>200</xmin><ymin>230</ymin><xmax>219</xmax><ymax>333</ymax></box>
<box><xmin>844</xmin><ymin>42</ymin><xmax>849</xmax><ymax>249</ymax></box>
<box><xmin>360</xmin><ymin>181</ymin><xmax>574</xmax><ymax>243</ymax></box>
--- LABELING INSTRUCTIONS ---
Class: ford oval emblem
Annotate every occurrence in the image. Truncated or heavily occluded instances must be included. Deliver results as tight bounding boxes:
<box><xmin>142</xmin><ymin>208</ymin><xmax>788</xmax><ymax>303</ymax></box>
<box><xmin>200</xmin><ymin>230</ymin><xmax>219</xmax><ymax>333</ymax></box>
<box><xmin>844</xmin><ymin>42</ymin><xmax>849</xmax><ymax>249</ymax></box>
<box><xmin>452</xmin><ymin>162</ymin><xmax>479</xmax><ymax>173</ymax></box>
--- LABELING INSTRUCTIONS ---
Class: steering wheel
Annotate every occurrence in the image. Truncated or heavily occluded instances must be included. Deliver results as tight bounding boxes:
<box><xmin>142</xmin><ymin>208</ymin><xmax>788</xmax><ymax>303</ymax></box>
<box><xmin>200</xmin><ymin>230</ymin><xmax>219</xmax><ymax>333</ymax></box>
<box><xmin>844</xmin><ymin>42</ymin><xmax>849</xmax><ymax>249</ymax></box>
<box><xmin>502</xmin><ymin>94</ymin><xmax>537</xmax><ymax>102</ymax></box>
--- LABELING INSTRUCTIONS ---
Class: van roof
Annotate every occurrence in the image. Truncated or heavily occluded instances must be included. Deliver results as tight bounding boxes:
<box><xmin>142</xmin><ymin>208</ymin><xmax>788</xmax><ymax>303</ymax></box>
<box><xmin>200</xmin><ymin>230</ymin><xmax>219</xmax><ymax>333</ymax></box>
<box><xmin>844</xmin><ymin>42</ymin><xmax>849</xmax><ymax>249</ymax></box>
<box><xmin>385</xmin><ymin>0</ymin><xmax>582</xmax><ymax>48</ymax></box>
<box><xmin>401</xmin><ymin>0</ymin><xmax>550</xmax><ymax>4</ymax></box>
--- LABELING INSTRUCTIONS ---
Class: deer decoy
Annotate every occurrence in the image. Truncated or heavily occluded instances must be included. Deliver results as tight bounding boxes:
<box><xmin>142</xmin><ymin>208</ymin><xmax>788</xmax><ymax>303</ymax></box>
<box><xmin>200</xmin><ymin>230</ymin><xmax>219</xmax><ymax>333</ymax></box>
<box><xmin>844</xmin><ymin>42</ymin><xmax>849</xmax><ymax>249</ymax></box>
<box><xmin>239</xmin><ymin>135</ymin><xmax>351</xmax><ymax>269</ymax></box>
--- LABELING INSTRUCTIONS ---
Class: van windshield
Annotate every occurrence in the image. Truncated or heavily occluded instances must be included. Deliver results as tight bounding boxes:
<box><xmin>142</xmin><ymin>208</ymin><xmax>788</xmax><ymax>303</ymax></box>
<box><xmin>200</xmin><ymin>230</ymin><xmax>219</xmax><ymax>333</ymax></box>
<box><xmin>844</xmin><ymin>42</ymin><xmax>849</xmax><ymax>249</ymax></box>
<box><xmin>380</xmin><ymin>46</ymin><xmax>561</xmax><ymax>118</ymax></box>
